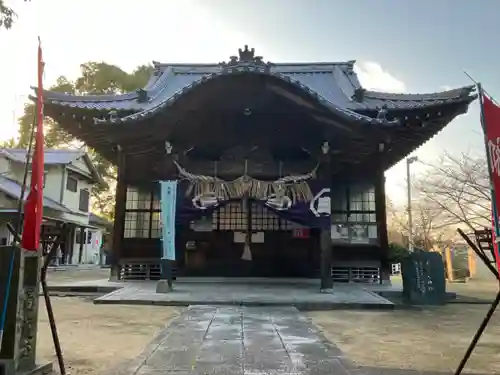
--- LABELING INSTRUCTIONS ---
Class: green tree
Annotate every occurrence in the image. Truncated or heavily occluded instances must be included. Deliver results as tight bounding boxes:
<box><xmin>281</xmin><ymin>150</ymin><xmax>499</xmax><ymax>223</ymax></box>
<box><xmin>14</xmin><ymin>62</ymin><xmax>152</xmax><ymax>218</ymax></box>
<box><xmin>0</xmin><ymin>0</ymin><xmax>30</xmax><ymax>30</ymax></box>
<box><xmin>388</xmin><ymin>242</ymin><xmax>410</xmax><ymax>263</ymax></box>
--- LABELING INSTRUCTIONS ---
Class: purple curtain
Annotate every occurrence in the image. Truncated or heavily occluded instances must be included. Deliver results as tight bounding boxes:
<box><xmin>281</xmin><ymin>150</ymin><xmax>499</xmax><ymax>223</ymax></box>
<box><xmin>175</xmin><ymin>181</ymin><xmax>331</xmax><ymax>230</ymax></box>
<box><xmin>251</xmin><ymin>182</ymin><xmax>331</xmax><ymax>229</ymax></box>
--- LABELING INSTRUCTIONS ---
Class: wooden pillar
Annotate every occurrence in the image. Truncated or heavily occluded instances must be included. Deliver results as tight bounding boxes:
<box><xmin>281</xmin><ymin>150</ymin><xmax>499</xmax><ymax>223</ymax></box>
<box><xmin>110</xmin><ymin>148</ymin><xmax>126</xmax><ymax>281</ymax></box>
<box><xmin>444</xmin><ymin>246</ymin><xmax>454</xmax><ymax>282</ymax></box>
<box><xmin>77</xmin><ymin>226</ymin><xmax>85</xmax><ymax>264</ymax></box>
<box><xmin>375</xmin><ymin>170</ymin><xmax>391</xmax><ymax>284</ymax></box>
<box><xmin>468</xmin><ymin>247</ymin><xmax>476</xmax><ymax>278</ymax></box>
<box><xmin>66</xmin><ymin>224</ymin><xmax>75</xmax><ymax>265</ymax></box>
<box><xmin>319</xmin><ymin>142</ymin><xmax>333</xmax><ymax>291</ymax></box>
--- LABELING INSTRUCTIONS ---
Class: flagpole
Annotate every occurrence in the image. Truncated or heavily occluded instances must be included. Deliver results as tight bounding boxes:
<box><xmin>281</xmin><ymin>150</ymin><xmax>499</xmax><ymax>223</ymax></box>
<box><xmin>454</xmin><ymin>76</ymin><xmax>500</xmax><ymax>375</ymax></box>
<box><xmin>463</xmin><ymin>73</ymin><xmax>500</xmax><ymax>243</ymax></box>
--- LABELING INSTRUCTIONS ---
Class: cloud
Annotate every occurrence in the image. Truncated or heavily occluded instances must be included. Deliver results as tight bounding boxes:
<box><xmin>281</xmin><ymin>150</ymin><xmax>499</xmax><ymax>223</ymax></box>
<box><xmin>354</xmin><ymin>61</ymin><xmax>406</xmax><ymax>93</ymax></box>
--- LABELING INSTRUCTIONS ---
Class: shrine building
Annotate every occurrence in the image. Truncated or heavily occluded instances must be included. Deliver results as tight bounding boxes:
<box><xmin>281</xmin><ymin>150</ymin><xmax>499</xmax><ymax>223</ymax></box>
<box><xmin>39</xmin><ymin>46</ymin><xmax>476</xmax><ymax>286</ymax></box>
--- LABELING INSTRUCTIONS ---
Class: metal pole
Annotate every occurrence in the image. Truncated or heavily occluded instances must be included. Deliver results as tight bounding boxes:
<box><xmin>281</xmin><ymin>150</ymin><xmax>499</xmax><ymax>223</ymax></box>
<box><xmin>454</xmin><ymin>291</ymin><xmax>500</xmax><ymax>375</ymax></box>
<box><xmin>406</xmin><ymin>158</ymin><xmax>414</xmax><ymax>252</ymax></box>
<box><xmin>41</xmin><ymin>234</ymin><xmax>66</xmax><ymax>375</ymax></box>
<box><xmin>14</xmin><ymin>112</ymin><xmax>37</xmax><ymax>240</ymax></box>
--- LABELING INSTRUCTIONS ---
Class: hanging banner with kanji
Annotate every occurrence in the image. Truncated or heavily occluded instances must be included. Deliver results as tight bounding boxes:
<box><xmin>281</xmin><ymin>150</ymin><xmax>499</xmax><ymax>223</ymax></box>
<box><xmin>482</xmin><ymin>93</ymin><xmax>500</xmax><ymax>272</ymax></box>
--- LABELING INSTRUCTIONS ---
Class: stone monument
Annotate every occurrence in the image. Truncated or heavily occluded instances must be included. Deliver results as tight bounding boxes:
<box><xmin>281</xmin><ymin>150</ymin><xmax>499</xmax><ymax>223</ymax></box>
<box><xmin>0</xmin><ymin>246</ymin><xmax>52</xmax><ymax>375</ymax></box>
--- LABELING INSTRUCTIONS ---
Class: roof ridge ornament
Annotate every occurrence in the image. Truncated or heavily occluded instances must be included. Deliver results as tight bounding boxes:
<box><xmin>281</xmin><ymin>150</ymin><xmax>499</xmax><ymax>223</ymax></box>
<box><xmin>376</xmin><ymin>105</ymin><xmax>389</xmax><ymax>122</ymax></box>
<box><xmin>352</xmin><ymin>88</ymin><xmax>365</xmax><ymax>102</ymax></box>
<box><xmin>136</xmin><ymin>88</ymin><xmax>149</xmax><ymax>103</ymax></box>
<box><xmin>219</xmin><ymin>45</ymin><xmax>273</xmax><ymax>74</ymax></box>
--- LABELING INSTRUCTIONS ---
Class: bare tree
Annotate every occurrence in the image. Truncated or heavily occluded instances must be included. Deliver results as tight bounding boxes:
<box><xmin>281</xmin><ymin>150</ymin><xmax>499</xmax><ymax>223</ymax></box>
<box><xmin>387</xmin><ymin>197</ymin><xmax>447</xmax><ymax>250</ymax></box>
<box><xmin>414</xmin><ymin>152</ymin><xmax>490</xmax><ymax>232</ymax></box>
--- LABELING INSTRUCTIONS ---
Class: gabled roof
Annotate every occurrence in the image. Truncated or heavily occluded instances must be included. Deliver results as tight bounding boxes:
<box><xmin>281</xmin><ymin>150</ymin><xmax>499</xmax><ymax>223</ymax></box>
<box><xmin>0</xmin><ymin>174</ymin><xmax>73</xmax><ymax>213</ymax></box>
<box><xmin>1</xmin><ymin>148</ymin><xmax>84</xmax><ymax>164</ymax></box>
<box><xmin>0</xmin><ymin>148</ymin><xmax>103</xmax><ymax>184</ymax></box>
<box><xmin>39</xmin><ymin>46</ymin><xmax>476</xmax><ymax>127</ymax></box>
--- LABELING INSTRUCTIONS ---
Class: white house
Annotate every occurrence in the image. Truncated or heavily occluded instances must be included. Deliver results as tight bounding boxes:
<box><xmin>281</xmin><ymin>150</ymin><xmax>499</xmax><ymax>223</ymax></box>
<box><xmin>0</xmin><ymin>148</ymin><xmax>107</xmax><ymax>264</ymax></box>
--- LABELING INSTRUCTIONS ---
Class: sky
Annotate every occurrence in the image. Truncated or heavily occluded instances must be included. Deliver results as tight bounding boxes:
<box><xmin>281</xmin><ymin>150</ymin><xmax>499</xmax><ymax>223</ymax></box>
<box><xmin>0</xmin><ymin>0</ymin><xmax>499</xmax><ymax>203</ymax></box>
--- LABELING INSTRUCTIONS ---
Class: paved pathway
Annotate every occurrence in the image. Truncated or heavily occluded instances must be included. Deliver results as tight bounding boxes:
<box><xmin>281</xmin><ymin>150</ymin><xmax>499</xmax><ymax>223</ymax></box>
<box><xmin>124</xmin><ymin>306</ymin><xmax>360</xmax><ymax>375</ymax></box>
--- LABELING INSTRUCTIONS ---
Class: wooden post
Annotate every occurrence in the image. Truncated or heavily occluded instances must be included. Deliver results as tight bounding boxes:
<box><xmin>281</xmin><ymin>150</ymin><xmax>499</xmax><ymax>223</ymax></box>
<box><xmin>444</xmin><ymin>246</ymin><xmax>454</xmax><ymax>282</ymax></box>
<box><xmin>432</xmin><ymin>244</ymin><xmax>442</xmax><ymax>255</ymax></box>
<box><xmin>319</xmin><ymin>142</ymin><xmax>333</xmax><ymax>291</ymax></box>
<box><xmin>375</xmin><ymin>170</ymin><xmax>390</xmax><ymax>284</ymax></box>
<box><xmin>110</xmin><ymin>148</ymin><xmax>126</xmax><ymax>281</ymax></box>
<box><xmin>468</xmin><ymin>247</ymin><xmax>476</xmax><ymax>278</ymax></box>
<box><xmin>320</xmin><ymin>229</ymin><xmax>333</xmax><ymax>290</ymax></box>
<box><xmin>77</xmin><ymin>226</ymin><xmax>85</xmax><ymax>264</ymax></box>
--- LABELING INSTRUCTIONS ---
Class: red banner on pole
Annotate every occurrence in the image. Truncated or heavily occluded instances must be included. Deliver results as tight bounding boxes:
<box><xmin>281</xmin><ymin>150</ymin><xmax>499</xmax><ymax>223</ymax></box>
<box><xmin>21</xmin><ymin>39</ymin><xmax>45</xmax><ymax>252</ymax></box>
<box><xmin>482</xmin><ymin>93</ymin><xmax>500</xmax><ymax>271</ymax></box>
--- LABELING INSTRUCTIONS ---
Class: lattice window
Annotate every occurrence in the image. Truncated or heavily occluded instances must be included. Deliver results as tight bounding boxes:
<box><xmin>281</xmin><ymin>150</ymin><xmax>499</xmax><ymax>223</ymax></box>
<box><xmin>349</xmin><ymin>213</ymin><xmax>377</xmax><ymax>223</ymax></box>
<box><xmin>126</xmin><ymin>187</ymin><xmax>151</xmax><ymax>210</ymax></box>
<box><xmin>124</xmin><ymin>185</ymin><xmax>157</xmax><ymax>238</ymax></box>
<box><xmin>124</xmin><ymin>212</ymin><xmax>150</xmax><ymax>238</ymax></box>
<box><xmin>331</xmin><ymin>213</ymin><xmax>348</xmax><ymax>223</ymax></box>
<box><xmin>350</xmin><ymin>184</ymin><xmax>376</xmax><ymax>212</ymax></box>
<box><xmin>331</xmin><ymin>186</ymin><xmax>348</xmax><ymax>212</ymax></box>
<box><xmin>150</xmin><ymin>212</ymin><xmax>162</xmax><ymax>238</ymax></box>
<box><xmin>251</xmin><ymin>204</ymin><xmax>280</xmax><ymax>230</ymax></box>
<box><xmin>218</xmin><ymin>202</ymin><xmax>247</xmax><ymax>231</ymax></box>
<box><xmin>331</xmin><ymin>183</ymin><xmax>377</xmax><ymax>224</ymax></box>
<box><xmin>212</xmin><ymin>211</ymin><xmax>219</xmax><ymax>230</ymax></box>
<box><xmin>152</xmin><ymin>191</ymin><xmax>161</xmax><ymax>210</ymax></box>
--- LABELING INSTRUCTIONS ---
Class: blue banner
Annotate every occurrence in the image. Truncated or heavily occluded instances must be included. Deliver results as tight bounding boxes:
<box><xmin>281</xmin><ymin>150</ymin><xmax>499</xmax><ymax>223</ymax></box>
<box><xmin>160</xmin><ymin>180</ymin><xmax>177</xmax><ymax>261</ymax></box>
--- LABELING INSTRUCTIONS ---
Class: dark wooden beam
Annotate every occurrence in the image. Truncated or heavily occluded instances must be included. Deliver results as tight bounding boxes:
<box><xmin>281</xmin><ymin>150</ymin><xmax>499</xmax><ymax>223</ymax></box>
<box><xmin>319</xmin><ymin>147</ymin><xmax>333</xmax><ymax>291</ymax></box>
<box><xmin>110</xmin><ymin>149</ymin><xmax>126</xmax><ymax>280</ymax></box>
<box><xmin>375</xmin><ymin>165</ymin><xmax>390</xmax><ymax>284</ymax></box>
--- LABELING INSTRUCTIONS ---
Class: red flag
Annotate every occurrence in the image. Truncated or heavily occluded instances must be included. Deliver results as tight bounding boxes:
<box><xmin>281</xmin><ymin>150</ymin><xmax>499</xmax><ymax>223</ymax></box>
<box><xmin>482</xmin><ymin>93</ymin><xmax>500</xmax><ymax>271</ymax></box>
<box><xmin>490</xmin><ymin>208</ymin><xmax>500</xmax><ymax>272</ymax></box>
<box><xmin>21</xmin><ymin>39</ymin><xmax>45</xmax><ymax>252</ymax></box>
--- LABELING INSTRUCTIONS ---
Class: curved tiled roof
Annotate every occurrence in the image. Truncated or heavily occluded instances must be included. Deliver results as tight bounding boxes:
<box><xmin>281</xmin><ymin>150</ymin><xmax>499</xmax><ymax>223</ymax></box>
<box><xmin>39</xmin><ymin>49</ymin><xmax>476</xmax><ymax>125</ymax></box>
<box><xmin>93</xmin><ymin>66</ymin><xmax>398</xmax><ymax>127</ymax></box>
<box><xmin>358</xmin><ymin>86</ymin><xmax>476</xmax><ymax>110</ymax></box>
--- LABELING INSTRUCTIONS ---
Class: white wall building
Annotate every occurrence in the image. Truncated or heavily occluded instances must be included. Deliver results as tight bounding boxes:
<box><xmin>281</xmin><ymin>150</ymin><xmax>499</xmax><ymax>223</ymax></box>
<box><xmin>0</xmin><ymin>148</ymin><xmax>107</xmax><ymax>264</ymax></box>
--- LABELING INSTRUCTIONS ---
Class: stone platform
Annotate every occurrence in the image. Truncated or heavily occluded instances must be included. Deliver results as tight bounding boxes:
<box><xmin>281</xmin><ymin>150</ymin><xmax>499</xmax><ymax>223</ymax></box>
<box><xmin>116</xmin><ymin>305</ymin><xmax>360</xmax><ymax>375</ymax></box>
<box><xmin>61</xmin><ymin>278</ymin><xmax>395</xmax><ymax>310</ymax></box>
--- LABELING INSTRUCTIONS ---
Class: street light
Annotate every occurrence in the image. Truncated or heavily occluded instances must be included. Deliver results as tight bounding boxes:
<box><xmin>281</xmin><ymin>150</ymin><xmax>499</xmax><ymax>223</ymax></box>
<box><xmin>406</xmin><ymin>156</ymin><xmax>418</xmax><ymax>252</ymax></box>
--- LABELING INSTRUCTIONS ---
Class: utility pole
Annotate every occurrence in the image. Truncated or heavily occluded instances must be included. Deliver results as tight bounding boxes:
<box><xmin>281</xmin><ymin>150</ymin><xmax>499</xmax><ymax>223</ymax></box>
<box><xmin>406</xmin><ymin>156</ymin><xmax>418</xmax><ymax>252</ymax></box>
